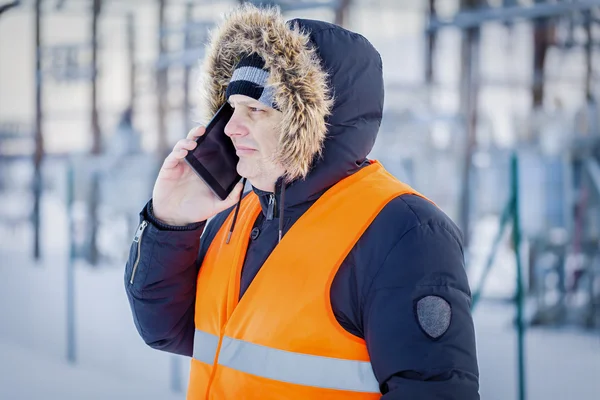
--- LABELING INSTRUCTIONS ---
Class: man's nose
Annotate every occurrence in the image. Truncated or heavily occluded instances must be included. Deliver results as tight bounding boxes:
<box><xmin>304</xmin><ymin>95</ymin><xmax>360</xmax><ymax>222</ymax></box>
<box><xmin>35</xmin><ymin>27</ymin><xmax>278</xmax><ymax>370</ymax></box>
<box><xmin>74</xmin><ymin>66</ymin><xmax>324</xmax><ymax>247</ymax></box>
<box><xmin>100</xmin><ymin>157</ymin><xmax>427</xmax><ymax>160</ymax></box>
<box><xmin>224</xmin><ymin>111</ymin><xmax>248</xmax><ymax>138</ymax></box>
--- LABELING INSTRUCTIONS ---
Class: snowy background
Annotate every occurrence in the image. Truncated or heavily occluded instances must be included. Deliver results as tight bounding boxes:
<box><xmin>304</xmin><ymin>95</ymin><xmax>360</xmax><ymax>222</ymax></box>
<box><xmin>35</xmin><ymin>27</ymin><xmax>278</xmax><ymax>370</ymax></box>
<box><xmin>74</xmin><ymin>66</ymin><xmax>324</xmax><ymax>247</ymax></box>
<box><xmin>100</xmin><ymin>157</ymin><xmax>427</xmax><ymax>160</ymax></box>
<box><xmin>1</xmin><ymin>0</ymin><xmax>600</xmax><ymax>399</ymax></box>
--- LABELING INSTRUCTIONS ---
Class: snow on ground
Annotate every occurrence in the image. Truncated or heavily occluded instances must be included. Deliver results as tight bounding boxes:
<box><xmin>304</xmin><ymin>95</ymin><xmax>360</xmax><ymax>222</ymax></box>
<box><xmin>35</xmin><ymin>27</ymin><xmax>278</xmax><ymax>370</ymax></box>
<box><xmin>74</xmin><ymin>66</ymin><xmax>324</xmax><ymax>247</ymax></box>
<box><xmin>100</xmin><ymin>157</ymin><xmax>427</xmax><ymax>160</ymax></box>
<box><xmin>0</xmin><ymin>339</ymin><xmax>183</xmax><ymax>400</ymax></box>
<box><xmin>474</xmin><ymin>301</ymin><xmax>600</xmax><ymax>400</ymax></box>
<box><xmin>0</xmin><ymin>247</ymin><xmax>192</xmax><ymax>400</ymax></box>
<box><xmin>0</xmin><ymin>193</ymin><xmax>598</xmax><ymax>400</ymax></box>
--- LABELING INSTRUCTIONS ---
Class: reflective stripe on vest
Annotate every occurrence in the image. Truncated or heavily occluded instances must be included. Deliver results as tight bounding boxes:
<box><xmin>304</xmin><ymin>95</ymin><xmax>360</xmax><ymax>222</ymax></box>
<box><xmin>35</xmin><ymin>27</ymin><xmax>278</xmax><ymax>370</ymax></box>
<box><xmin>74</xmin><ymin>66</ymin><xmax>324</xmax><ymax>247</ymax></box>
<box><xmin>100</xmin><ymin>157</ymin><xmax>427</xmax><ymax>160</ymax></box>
<box><xmin>193</xmin><ymin>329</ymin><xmax>380</xmax><ymax>393</ymax></box>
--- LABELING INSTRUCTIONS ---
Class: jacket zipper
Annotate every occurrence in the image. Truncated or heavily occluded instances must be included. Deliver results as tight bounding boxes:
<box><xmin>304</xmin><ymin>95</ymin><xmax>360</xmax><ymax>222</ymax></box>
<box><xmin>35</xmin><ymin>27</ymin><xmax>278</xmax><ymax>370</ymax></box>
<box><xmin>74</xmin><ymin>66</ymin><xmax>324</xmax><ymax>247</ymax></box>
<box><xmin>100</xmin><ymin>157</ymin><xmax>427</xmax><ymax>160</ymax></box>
<box><xmin>266</xmin><ymin>194</ymin><xmax>275</xmax><ymax>220</ymax></box>
<box><xmin>129</xmin><ymin>220</ymin><xmax>148</xmax><ymax>285</ymax></box>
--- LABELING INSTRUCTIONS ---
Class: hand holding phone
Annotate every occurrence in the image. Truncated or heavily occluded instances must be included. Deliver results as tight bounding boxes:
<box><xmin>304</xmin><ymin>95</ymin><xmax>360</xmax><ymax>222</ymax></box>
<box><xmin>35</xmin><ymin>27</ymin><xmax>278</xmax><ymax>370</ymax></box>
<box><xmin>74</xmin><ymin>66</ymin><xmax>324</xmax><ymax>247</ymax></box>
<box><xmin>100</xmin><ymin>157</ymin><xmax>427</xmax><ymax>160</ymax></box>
<box><xmin>183</xmin><ymin>103</ymin><xmax>242</xmax><ymax>201</ymax></box>
<box><xmin>151</xmin><ymin>125</ymin><xmax>243</xmax><ymax>226</ymax></box>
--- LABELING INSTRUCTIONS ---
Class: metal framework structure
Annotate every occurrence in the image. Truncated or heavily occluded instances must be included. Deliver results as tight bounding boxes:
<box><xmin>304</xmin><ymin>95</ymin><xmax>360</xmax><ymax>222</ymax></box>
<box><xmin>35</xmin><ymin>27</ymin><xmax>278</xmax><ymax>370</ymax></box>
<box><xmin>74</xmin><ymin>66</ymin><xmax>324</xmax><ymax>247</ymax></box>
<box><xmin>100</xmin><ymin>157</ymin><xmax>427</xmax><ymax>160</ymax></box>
<box><xmin>424</xmin><ymin>4</ymin><xmax>600</xmax><ymax>399</ymax></box>
<box><xmin>428</xmin><ymin>0</ymin><xmax>600</xmax><ymax>31</ymax></box>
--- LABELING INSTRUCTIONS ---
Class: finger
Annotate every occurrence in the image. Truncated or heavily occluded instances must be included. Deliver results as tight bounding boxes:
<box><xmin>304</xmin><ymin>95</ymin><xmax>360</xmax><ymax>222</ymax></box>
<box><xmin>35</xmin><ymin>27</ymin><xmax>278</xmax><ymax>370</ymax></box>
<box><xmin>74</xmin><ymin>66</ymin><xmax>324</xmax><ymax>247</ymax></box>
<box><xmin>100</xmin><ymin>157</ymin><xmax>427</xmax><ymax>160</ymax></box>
<box><xmin>162</xmin><ymin>148</ymin><xmax>187</xmax><ymax>170</ymax></box>
<box><xmin>161</xmin><ymin>153</ymin><xmax>180</xmax><ymax>170</ymax></box>
<box><xmin>173</xmin><ymin>138</ymin><xmax>197</xmax><ymax>153</ymax></box>
<box><xmin>186</xmin><ymin>126</ymin><xmax>206</xmax><ymax>140</ymax></box>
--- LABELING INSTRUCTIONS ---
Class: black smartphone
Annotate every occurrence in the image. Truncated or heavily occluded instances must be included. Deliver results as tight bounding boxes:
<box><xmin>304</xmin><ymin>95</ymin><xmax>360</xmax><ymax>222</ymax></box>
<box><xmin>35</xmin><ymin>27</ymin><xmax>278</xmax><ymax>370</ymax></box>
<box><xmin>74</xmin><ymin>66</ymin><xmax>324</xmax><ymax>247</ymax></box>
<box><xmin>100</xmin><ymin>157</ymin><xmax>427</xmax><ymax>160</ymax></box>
<box><xmin>184</xmin><ymin>102</ymin><xmax>241</xmax><ymax>200</ymax></box>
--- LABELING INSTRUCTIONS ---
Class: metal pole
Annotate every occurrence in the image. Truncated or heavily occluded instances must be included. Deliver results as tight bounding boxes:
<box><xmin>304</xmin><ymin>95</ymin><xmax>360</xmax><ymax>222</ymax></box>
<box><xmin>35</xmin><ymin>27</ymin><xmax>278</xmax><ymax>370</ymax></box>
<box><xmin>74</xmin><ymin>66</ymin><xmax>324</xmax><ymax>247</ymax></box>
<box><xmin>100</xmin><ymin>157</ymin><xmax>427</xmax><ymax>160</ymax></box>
<box><xmin>127</xmin><ymin>12</ymin><xmax>137</xmax><ymax>117</ymax></box>
<box><xmin>532</xmin><ymin>0</ymin><xmax>550</xmax><ymax>109</ymax></box>
<box><xmin>157</xmin><ymin>0</ymin><xmax>169</xmax><ymax>156</ymax></box>
<box><xmin>585</xmin><ymin>10</ymin><xmax>593</xmax><ymax>103</ymax></box>
<box><xmin>471</xmin><ymin>199</ymin><xmax>513</xmax><ymax>309</ymax></box>
<box><xmin>170</xmin><ymin>355</ymin><xmax>182</xmax><ymax>392</ymax></box>
<box><xmin>425</xmin><ymin>0</ymin><xmax>437</xmax><ymax>85</ymax></box>
<box><xmin>66</xmin><ymin>160</ymin><xmax>76</xmax><ymax>363</ymax></box>
<box><xmin>182</xmin><ymin>2</ymin><xmax>193</xmax><ymax>134</ymax></box>
<box><xmin>91</xmin><ymin>0</ymin><xmax>102</xmax><ymax>154</ymax></box>
<box><xmin>89</xmin><ymin>0</ymin><xmax>102</xmax><ymax>265</ymax></box>
<box><xmin>458</xmin><ymin>0</ymin><xmax>480</xmax><ymax>247</ymax></box>
<box><xmin>334</xmin><ymin>0</ymin><xmax>351</xmax><ymax>27</ymax></box>
<box><xmin>583</xmin><ymin>9</ymin><xmax>598</xmax><ymax>136</ymax></box>
<box><xmin>511</xmin><ymin>152</ymin><xmax>527</xmax><ymax>400</ymax></box>
<box><xmin>33</xmin><ymin>0</ymin><xmax>44</xmax><ymax>260</ymax></box>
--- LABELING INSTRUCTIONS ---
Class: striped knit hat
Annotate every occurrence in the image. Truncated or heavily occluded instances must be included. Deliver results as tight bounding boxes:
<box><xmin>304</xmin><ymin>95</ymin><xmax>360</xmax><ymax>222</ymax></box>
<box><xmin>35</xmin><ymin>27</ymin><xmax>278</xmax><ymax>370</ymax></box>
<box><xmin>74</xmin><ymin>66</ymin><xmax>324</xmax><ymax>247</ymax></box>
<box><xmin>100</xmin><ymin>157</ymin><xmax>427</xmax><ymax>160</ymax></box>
<box><xmin>225</xmin><ymin>52</ymin><xmax>277</xmax><ymax>109</ymax></box>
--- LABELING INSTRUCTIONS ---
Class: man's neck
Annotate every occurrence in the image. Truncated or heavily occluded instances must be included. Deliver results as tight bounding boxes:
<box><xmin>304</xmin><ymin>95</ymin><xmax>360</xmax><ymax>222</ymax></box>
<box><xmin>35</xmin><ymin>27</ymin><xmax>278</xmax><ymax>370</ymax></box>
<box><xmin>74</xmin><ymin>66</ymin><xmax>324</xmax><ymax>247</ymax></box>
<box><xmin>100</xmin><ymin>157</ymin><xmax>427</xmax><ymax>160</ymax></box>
<box><xmin>249</xmin><ymin>172</ymin><xmax>285</xmax><ymax>193</ymax></box>
<box><xmin>249</xmin><ymin>179</ymin><xmax>276</xmax><ymax>193</ymax></box>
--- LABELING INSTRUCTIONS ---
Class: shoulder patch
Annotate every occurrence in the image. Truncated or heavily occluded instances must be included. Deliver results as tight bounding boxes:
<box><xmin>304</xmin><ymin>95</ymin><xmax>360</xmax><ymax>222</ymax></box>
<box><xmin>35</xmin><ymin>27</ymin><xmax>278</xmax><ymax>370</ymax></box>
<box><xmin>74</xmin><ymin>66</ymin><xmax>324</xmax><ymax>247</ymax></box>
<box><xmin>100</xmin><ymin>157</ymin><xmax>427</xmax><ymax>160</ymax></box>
<box><xmin>414</xmin><ymin>295</ymin><xmax>452</xmax><ymax>340</ymax></box>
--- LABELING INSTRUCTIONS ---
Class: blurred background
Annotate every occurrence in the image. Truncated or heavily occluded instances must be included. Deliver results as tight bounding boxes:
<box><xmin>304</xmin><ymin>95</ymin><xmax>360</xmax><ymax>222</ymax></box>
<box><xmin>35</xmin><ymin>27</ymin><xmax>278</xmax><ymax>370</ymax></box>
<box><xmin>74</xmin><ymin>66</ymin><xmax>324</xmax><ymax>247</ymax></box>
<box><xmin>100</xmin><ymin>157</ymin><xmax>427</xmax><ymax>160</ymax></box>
<box><xmin>1</xmin><ymin>0</ymin><xmax>599</xmax><ymax>399</ymax></box>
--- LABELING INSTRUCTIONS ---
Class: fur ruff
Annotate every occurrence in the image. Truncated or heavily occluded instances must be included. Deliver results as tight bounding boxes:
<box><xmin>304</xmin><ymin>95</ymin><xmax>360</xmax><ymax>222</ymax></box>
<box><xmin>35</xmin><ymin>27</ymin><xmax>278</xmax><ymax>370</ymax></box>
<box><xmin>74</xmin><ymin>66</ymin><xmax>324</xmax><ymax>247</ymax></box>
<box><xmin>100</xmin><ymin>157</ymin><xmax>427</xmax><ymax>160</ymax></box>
<box><xmin>197</xmin><ymin>4</ymin><xmax>333</xmax><ymax>181</ymax></box>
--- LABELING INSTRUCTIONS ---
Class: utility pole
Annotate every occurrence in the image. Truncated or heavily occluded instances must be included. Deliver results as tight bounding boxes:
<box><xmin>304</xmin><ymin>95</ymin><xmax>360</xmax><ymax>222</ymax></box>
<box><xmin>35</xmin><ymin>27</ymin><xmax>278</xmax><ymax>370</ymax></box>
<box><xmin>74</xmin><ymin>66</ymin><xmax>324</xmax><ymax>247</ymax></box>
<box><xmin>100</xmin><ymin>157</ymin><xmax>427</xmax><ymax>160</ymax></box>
<box><xmin>89</xmin><ymin>0</ymin><xmax>102</xmax><ymax>265</ymax></box>
<box><xmin>458</xmin><ymin>0</ymin><xmax>481</xmax><ymax>247</ymax></box>
<box><xmin>127</xmin><ymin>12</ymin><xmax>137</xmax><ymax>116</ymax></box>
<box><xmin>91</xmin><ymin>0</ymin><xmax>101</xmax><ymax>154</ymax></box>
<box><xmin>33</xmin><ymin>0</ymin><xmax>44</xmax><ymax>260</ymax></box>
<box><xmin>532</xmin><ymin>0</ymin><xmax>550</xmax><ymax>109</ymax></box>
<box><xmin>334</xmin><ymin>0</ymin><xmax>351</xmax><ymax>27</ymax></box>
<box><xmin>157</xmin><ymin>0</ymin><xmax>169</xmax><ymax>156</ymax></box>
<box><xmin>584</xmin><ymin>10</ymin><xmax>594</xmax><ymax>106</ymax></box>
<box><xmin>182</xmin><ymin>2</ymin><xmax>194</xmax><ymax>134</ymax></box>
<box><xmin>425</xmin><ymin>0</ymin><xmax>437</xmax><ymax>86</ymax></box>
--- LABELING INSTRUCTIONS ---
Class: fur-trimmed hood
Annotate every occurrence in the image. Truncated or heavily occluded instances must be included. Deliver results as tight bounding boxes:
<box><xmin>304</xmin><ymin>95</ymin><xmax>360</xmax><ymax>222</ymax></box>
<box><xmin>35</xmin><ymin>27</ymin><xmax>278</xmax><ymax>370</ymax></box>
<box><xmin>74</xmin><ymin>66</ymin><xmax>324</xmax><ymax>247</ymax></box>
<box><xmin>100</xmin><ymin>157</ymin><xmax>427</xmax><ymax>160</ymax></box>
<box><xmin>198</xmin><ymin>4</ymin><xmax>384</xmax><ymax>204</ymax></box>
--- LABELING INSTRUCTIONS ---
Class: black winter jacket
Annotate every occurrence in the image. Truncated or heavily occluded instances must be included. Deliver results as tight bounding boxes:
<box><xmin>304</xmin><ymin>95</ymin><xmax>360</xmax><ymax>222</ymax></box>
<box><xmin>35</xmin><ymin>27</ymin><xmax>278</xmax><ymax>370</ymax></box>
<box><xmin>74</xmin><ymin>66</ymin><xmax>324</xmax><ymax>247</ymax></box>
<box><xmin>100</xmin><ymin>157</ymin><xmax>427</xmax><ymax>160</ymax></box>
<box><xmin>125</xmin><ymin>17</ymin><xmax>479</xmax><ymax>400</ymax></box>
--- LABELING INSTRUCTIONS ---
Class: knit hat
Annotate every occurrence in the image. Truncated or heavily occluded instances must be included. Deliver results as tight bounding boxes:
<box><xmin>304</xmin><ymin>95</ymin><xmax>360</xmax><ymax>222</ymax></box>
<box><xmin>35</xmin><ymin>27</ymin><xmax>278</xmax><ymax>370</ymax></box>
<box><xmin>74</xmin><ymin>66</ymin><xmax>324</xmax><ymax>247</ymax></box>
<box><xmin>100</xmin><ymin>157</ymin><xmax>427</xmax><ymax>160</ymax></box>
<box><xmin>225</xmin><ymin>53</ymin><xmax>277</xmax><ymax>109</ymax></box>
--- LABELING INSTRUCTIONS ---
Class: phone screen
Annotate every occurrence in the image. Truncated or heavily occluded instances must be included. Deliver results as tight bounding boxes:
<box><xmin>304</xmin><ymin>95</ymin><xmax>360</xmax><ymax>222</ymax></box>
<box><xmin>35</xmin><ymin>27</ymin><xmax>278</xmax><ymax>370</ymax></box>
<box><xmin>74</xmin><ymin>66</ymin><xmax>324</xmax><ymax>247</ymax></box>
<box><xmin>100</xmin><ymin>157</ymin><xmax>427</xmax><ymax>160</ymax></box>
<box><xmin>184</xmin><ymin>103</ymin><xmax>241</xmax><ymax>200</ymax></box>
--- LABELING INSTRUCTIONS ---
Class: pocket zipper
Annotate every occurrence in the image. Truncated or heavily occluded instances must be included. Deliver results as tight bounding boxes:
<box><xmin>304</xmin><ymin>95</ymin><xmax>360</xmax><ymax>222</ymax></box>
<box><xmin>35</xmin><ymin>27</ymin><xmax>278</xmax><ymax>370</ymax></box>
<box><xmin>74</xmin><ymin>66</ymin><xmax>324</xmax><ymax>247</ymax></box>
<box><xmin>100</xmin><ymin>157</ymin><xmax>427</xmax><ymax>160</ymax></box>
<box><xmin>130</xmin><ymin>220</ymin><xmax>148</xmax><ymax>285</ymax></box>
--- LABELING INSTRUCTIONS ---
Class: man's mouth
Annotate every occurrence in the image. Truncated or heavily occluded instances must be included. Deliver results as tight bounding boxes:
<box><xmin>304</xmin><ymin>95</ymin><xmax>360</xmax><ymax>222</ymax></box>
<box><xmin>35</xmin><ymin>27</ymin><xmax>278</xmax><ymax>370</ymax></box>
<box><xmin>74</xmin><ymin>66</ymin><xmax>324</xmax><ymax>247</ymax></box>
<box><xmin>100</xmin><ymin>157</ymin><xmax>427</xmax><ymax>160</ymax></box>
<box><xmin>235</xmin><ymin>145</ymin><xmax>257</xmax><ymax>155</ymax></box>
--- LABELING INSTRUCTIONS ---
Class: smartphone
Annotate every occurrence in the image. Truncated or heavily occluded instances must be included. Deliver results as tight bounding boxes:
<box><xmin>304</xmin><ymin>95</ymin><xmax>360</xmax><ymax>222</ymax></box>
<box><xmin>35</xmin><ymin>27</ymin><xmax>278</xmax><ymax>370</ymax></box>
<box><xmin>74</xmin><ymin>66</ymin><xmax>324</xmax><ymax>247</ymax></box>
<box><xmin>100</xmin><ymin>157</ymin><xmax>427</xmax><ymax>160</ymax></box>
<box><xmin>184</xmin><ymin>102</ymin><xmax>241</xmax><ymax>200</ymax></box>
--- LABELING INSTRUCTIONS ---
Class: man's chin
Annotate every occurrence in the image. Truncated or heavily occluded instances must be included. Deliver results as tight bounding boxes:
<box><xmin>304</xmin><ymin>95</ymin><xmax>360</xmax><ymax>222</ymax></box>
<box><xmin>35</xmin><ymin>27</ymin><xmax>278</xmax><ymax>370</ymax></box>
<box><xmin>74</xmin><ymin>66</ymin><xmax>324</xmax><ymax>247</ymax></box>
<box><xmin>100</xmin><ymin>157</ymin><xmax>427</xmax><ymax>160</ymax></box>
<box><xmin>236</xmin><ymin>162</ymin><xmax>256</xmax><ymax>181</ymax></box>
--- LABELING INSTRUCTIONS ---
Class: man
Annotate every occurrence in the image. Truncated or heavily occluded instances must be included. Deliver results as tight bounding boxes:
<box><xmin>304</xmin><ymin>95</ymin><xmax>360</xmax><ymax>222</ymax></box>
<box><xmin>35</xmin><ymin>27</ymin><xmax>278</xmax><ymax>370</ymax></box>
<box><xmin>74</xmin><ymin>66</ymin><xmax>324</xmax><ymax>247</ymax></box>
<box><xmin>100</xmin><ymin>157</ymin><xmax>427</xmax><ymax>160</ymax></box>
<box><xmin>125</xmin><ymin>4</ymin><xmax>479</xmax><ymax>399</ymax></box>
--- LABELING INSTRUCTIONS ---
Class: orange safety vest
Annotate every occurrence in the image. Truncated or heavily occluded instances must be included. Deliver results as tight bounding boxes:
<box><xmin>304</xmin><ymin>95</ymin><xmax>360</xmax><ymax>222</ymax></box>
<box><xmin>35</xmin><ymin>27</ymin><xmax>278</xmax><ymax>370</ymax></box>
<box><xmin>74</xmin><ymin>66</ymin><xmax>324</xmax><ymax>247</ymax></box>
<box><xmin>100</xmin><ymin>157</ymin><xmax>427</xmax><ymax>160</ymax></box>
<box><xmin>187</xmin><ymin>161</ymin><xmax>428</xmax><ymax>399</ymax></box>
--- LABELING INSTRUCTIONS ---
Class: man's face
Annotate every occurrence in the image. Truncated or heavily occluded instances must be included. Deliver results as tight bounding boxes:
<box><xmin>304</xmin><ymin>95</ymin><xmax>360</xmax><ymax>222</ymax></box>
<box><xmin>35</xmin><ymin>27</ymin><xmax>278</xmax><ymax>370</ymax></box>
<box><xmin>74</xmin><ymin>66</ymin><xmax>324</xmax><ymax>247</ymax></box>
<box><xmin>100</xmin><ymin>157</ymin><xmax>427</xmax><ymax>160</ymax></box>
<box><xmin>224</xmin><ymin>94</ymin><xmax>285</xmax><ymax>191</ymax></box>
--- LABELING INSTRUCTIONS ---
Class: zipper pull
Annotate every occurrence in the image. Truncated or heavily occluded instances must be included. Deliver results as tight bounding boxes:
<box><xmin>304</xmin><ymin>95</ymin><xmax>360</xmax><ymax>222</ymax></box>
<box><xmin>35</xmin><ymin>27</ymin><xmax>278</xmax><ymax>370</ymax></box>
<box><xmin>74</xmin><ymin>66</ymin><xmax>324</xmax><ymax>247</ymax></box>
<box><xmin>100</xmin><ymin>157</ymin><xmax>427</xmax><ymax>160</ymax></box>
<box><xmin>266</xmin><ymin>194</ymin><xmax>275</xmax><ymax>220</ymax></box>
<box><xmin>134</xmin><ymin>220</ymin><xmax>148</xmax><ymax>242</ymax></box>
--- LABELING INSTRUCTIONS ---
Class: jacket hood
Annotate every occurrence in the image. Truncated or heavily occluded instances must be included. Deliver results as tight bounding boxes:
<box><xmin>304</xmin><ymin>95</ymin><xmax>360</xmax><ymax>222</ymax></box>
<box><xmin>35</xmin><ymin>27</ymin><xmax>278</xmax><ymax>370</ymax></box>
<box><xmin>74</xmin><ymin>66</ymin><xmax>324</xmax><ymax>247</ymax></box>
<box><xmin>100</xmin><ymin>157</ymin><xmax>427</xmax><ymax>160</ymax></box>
<box><xmin>198</xmin><ymin>4</ymin><xmax>384</xmax><ymax>204</ymax></box>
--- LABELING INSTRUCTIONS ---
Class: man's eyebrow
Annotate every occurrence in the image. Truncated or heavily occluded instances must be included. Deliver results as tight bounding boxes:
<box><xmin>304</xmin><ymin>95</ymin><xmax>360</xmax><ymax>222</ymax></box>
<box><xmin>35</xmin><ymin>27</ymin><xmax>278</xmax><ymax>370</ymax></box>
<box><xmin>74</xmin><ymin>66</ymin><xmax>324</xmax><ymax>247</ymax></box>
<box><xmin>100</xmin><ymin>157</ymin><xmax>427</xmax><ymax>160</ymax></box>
<box><xmin>228</xmin><ymin>98</ymin><xmax>265</xmax><ymax>108</ymax></box>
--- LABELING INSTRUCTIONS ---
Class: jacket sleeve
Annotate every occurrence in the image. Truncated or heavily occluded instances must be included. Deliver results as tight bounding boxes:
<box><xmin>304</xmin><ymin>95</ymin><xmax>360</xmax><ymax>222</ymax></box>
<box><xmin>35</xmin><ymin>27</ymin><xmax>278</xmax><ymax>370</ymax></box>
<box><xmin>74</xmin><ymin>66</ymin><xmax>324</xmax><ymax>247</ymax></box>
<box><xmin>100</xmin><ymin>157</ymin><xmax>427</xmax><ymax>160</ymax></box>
<box><xmin>124</xmin><ymin>200</ymin><xmax>224</xmax><ymax>356</ymax></box>
<box><xmin>364</xmin><ymin>221</ymin><xmax>480</xmax><ymax>400</ymax></box>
